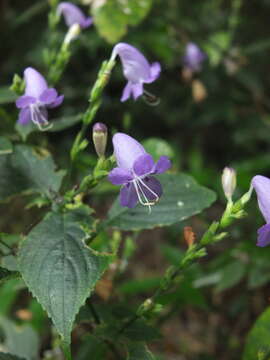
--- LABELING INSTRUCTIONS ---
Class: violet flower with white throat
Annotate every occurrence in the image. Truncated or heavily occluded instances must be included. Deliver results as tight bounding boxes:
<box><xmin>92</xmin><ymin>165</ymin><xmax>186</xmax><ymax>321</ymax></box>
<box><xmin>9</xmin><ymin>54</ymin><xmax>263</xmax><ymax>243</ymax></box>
<box><xmin>110</xmin><ymin>42</ymin><xmax>161</xmax><ymax>102</ymax></box>
<box><xmin>108</xmin><ymin>133</ymin><xmax>171</xmax><ymax>212</ymax></box>
<box><xmin>15</xmin><ymin>67</ymin><xmax>64</xmax><ymax>131</ymax></box>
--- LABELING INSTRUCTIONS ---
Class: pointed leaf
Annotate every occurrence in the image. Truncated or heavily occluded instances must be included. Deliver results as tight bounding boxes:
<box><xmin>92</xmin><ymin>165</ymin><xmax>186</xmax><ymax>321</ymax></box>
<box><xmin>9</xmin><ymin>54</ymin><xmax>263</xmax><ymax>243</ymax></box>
<box><xmin>18</xmin><ymin>212</ymin><xmax>113</xmax><ymax>344</ymax></box>
<box><xmin>0</xmin><ymin>353</ymin><xmax>25</xmax><ymax>360</ymax></box>
<box><xmin>107</xmin><ymin>173</ymin><xmax>216</xmax><ymax>230</ymax></box>
<box><xmin>0</xmin><ymin>145</ymin><xmax>65</xmax><ymax>201</ymax></box>
<box><xmin>127</xmin><ymin>343</ymin><xmax>155</xmax><ymax>360</ymax></box>
<box><xmin>243</xmin><ymin>307</ymin><xmax>270</xmax><ymax>360</ymax></box>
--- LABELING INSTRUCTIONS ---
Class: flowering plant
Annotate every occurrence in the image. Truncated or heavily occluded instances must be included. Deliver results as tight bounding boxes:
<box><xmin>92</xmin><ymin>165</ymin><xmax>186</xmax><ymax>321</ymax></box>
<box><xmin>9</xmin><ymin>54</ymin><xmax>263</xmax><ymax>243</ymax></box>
<box><xmin>0</xmin><ymin>1</ymin><xmax>268</xmax><ymax>360</ymax></box>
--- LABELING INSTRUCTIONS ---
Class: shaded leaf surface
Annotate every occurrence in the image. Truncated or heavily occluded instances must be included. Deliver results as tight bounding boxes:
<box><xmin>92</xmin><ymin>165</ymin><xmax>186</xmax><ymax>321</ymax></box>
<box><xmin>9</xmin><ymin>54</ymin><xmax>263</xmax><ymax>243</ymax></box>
<box><xmin>92</xmin><ymin>0</ymin><xmax>153</xmax><ymax>43</ymax></box>
<box><xmin>0</xmin><ymin>354</ymin><xmax>25</xmax><ymax>360</ymax></box>
<box><xmin>107</xmin><ymin>173</ymin><xmax>216</xmax><ymax>230</ymax></box>
<box><xmin>0</xmin><ymin>317</ymin><xmax>39</xmax><ymax>360</ymax></box>
<box><xmin>18</xmin><ymin>212</ymin><xmax>112</xmax><ymax>344</ymax></box>
<box><xmin>243</xmin><ymin>307</ymin><xmax>270</xmax><ymax>360</ymax></box>
<box><xmin>0</xmin><ymin>145</ymin><xmax>65</xmax><ymax>201</ymax></box>
<box><xmin>127</xmin><ymin>342</ymin><xmax>155</xmax><ymax>360</ymax></box>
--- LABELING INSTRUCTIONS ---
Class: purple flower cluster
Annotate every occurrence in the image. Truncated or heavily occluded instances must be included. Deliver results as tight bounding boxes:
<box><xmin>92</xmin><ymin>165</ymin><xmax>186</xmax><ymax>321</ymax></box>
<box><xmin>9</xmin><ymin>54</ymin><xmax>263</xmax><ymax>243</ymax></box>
<box><xmin>108</xmin><ymin>133</ymin><xmax>171</xmax><ymax>209</ymax></box>
<box><xmin>16</xmin><ymin>67</ymin><xmax>64</xmax><ymax>130</ymax></box>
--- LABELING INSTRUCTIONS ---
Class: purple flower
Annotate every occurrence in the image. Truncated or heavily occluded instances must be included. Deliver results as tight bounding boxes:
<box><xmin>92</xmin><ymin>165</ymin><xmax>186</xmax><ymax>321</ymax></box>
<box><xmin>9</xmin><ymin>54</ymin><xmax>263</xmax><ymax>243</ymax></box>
<box><xmin>251</xmin><ymin>175</ymin><xmax>270</xmax><ymax>247</ymax></box>
<box><xmin>57</xmin><ymin>2</ymin><xmax>92</xmax><ymax>29</ymax></box>
<box><xmin>111</xmin><ymin>43</ymin><xmax>161</xmax><ymax>102</ymax></box>
<box><xmin>16</xmin><ymin>67</ymin><xmax>64</xmax><ymax>130</ymax></box>
<box><xmin>108</xmin><ymin>133</ymin><xmax>171</xmax><ymax>209</ymax></box>
<box><xmin>183</xmin><ymin>42</ymin><xmax>206</xmax><ymax>72</ymax></box>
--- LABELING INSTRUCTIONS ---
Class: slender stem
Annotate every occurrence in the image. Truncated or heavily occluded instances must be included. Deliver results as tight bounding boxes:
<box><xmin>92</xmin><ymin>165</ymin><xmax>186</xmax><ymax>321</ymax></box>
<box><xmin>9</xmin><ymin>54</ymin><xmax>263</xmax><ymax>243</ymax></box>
<box><xmin>87</xmin><ymin>299</ymin><xmax>101</xmax><ymax>325</ymax></box>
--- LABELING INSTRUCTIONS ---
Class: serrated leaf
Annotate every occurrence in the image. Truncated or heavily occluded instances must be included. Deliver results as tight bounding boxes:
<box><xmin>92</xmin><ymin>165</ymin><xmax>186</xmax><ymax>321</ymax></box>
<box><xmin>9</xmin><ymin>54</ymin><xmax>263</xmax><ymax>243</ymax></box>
<box><xmin>243</xmin><ymin>307</ymin><xmax>270</xmax><ymax>360</ymax></box>
<box><xmin>107</xmin><ymin>173</ymin><xmax>216</xmax><ymax>231</ymax></box>
<box><xmin>0</xmin><ymin>317</ymin><xmax>39</xmax><ymax>360</ymax></box>
<box><xmin>0</xmin><ymin>353</ymin><xmax>25</xmax><ymax>360</ymax></box>
<box><xmin>92</xmin><ymin>0</ymin><xmax>153</xmax><ymax>43</ymax></box>
<box><xmin>127</xmin><ymin>342</ymin><xmax>155</xmax><ymax>360</ymax></box>
<box><xmin>0</xmin><ymin>145</ymin><xmax>65</xmax><ymax>201</ymax></box>
<box><xmin>18</xmin><ymin>211</ymin><xmax>113</xmax><ymax>344</ymax></box>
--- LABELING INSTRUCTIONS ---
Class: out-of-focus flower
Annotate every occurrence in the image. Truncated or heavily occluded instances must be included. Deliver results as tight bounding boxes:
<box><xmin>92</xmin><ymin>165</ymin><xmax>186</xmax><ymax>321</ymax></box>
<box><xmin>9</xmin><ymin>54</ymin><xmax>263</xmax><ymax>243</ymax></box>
<box><xmin>57</xmin><ymin>2</ymin><xmax>92</xmax><ymax>29</ymax></box>
<box><xmin>92</xmin><ymin>122</ymin><xmax>108</xmax><ymax>157</ymax></box>
<box><xmin>110</xmin><ymin>43</ymin><xmax>161</xmax><ymax>102</ymax></box>
<box><xmin>15</xmin><ymin>67</ymin><xmax>64</xmax><ymax>130</ymax></box>
<box><xmin>222</xmin><ymin>167</ymin><xmax>237</xmax><ymax>202</ymax></box>
<box><xmin>183</xmin><ymin>42</ymin><xmax>206</xmax><ymax>72</ymax></box>
<box><xmin>251</xmin><ymin>175</ymin><xmax>270</xmax><ymax>247</ymax></box>
<box><xmin>108</xmin><ymin>133</ymin><xmax>171</xmax><ymax>209</ymax></box>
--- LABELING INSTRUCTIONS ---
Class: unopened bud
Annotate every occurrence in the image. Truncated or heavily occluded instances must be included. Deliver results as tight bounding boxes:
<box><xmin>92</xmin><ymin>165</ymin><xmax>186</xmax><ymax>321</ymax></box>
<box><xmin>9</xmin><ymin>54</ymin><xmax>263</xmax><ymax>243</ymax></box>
<box><xmin>192</xmin><ymin>79</ymin><xmax>207</xmax><ymax>103</ymax></box>
<box><xmin>92</xmin><ymin>122</ymin><xmax>108</xmax><ymax>157</ymax></box>
<box><xmin>222</xmin><ymin>167</ymin><xmax>236</xmax><ymax>201</ymax></box>
<box><xmin>64</xmin><ymin>23</ymin><xmax>81</xmax><ymax>46</ymax></box>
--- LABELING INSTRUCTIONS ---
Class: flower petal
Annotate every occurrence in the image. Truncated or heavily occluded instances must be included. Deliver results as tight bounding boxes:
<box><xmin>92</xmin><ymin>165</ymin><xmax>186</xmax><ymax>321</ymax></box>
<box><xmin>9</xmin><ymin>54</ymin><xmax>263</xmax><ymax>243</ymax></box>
<box><xmin>257</xmin><ymin>223</ymin><xmax>270</xmax><ymax>247</ymax></box>
<box><xmin>18</xmin><ymin>108</ymin><xmax>31</xmax><ymax>125</ymax></box>
<box><xmin>131</xmin><ymin>83</ymin><xmax>143</xmax><ymax>100</ymax></box>
<box><xmin>108</xmin><ymin>167</ymin><xmax>133</xmax><ymax>185</ymax></box>
<box><xmin>154</xmin><ymin>156</ymin><xmax>171</xmax><ymax>174</ymax></box>
<box><xmin>252</xmin><ymin>175</ymin><xmax>270</xmax><ymax>223</ymax></box>
<box><xmin>57</xmin><ymin>2</ymin><xmax>92</xmax><ymax>28</ymax></box>
<box><xmin>113</xmin><ymin>133</ymin><xmax>146</xmax><ymax>170</ymax></box>
<box><xmin>16</xmin><ymin>95</ymin><xmax>36</xmax><ymax>109</ymax></box>
<box><xmin>39</xmin><ymin>88</ymin><xmax>58</xmax><ymax>104</ymax></box>
<box><xmin>49</xmin><ymin>95</ymin><xmax>64</xmax><ymax>108</ymax></box>
<box><xmin>24</xmin><ymin>67</ymin><xmax>48</xmax><ymax>98</ymax></box>
<box><xmin>133</xmin><ymin>154</ymin><xmax>155</xmax><ymax>176</ymax></box>
<box><xmin>120</xmin><ymin>183</ymin><xmax>138</xmax><ymax>208</ymax></box>
<box><xmin>121</xmin><ymin>81</ymin><xmax>132</xmax><ymax>102</ymax></box>
<box><xmin>147</xmin><ymin>62</ymin><xmax>161</xmax><ymax>83</ymax></box>
<box><xmin>183</xmin><ymin>42</ymin><xmax>206</xmax><ymax>72</ymax></box>
<box><xmin>141</xmin><ymin>176</ymin><xmax>162</xmax><ymax>201</ymax></box>
<box><xmin>112</xmin><ymin>42</ymin><xmax>152</xmax><ymax>83</ymax></box>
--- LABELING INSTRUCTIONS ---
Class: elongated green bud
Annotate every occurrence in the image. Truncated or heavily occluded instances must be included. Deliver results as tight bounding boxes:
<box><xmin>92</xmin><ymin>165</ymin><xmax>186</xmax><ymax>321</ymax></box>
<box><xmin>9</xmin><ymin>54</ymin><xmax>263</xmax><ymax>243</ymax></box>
<box><xmin>92</xmin><ymin>122</ymin><xmax>108</xmax><ymax>158</ymax></box>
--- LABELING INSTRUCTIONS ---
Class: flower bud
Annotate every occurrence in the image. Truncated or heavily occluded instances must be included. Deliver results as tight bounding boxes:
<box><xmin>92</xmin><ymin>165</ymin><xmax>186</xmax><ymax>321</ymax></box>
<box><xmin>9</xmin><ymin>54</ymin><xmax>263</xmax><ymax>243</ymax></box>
<box><xmin>92</xmin><ymin>122</ymin><xmax>108</xmax><ymax>158</ymax></box>
<box><xmin>63</xmin><ymin>23</ymin><xmax>81</xmax><ymax>46</ymax></box>
<box><xmin>222</xmin><ymin>167</ymin><xmax>236</xmax><ymax>201</ymax></box>
<box><xmin>192</xmin><ymin>79</ymin><xmax>207</xmax><ymax>103</ymax></box>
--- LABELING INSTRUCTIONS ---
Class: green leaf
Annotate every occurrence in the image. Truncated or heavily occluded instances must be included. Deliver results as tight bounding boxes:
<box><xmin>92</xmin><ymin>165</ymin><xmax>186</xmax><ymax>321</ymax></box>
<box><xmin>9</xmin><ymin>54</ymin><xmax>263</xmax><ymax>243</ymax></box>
<box><xmin>76</xmin><ymin>335</ymin><xmax>107</xmax><ymax>360</ymax></box>
<box><xmin>127</xmin><ymin>342</ymin><xmax>155</xmax><ymax>360</ymax></box>
<box><xmin>48</xmin><ymin>114</ymin><xmax>82</xmax><ymax>132</ymax></box>
<box><xmin>107</xmin><ymin>173</ymin><xmax>216</xmax><ymax>231</ymax></box>
<box><xmin>0</xmin><ymin>87</ymin><xmax>17</xmax><ymax>105</ymax></box>
<box><xmin>243</xmin><ymin>307</ymin><xmax>270</xmax><ymax>360</ymax></box>
<box><xmin>0</xmin><ymin>317</ymin><xmax>39</xmax><ymax>360</ymax></box>
<box><xmin>18</xmin><ymin>211</ymin><xmax>113</xmax><ymax>344</ymax></box>
<box><xmin>0</xmin><ymin>137</ymin><xmax>13</xmax><ymax>155</ymax></box>
<box><xmin>0</xmin><ymin>266</ymin><xmax>19</xmax><ymax>284</ymax></box>
<box><xmin>122</xmin><ymin>320</ymin><xmax>161</xmax><ymax>342</ymax></box>
<box><xmin>0</xmin><ymin>353</ymin><xmax>25</xmax><ymax>360</ymax></box>
<box><xmin>92</xmin><ymin>0</ymin><xmax>153</xmax><ymax>43</ymax></box>
<box><xmin>215</xmin><ymin>261</ymin><xmax>246</xmax><ymax>292</ymax></box>
<box><xmin>142</xmin><ymin>138</ymin><xmax>174</xmax><ymax>162</ymax></box>
<box><xmin>0</xmin><ymin>145</ymin><xmax>65</xmax><ymax>201</ymax></box>
<box><xmin>15</xmin><ymin>115</ymin><xmax>82</xmax><ymax>140</ymax></box>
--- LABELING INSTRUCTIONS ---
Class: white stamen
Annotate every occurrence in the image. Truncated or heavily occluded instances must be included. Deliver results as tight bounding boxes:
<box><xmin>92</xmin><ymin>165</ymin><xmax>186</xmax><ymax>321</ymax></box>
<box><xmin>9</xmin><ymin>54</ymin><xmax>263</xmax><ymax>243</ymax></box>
<box><xmin>30</xmin><ymin>104</ymin><xmax>53</xmax><ymax>131</ymax></box>
<box><xmin>132</xmin><ymin>176</ymin><xmax>160</xmax><ymax>213</ymax></box>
